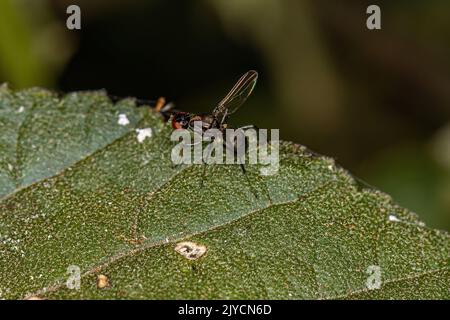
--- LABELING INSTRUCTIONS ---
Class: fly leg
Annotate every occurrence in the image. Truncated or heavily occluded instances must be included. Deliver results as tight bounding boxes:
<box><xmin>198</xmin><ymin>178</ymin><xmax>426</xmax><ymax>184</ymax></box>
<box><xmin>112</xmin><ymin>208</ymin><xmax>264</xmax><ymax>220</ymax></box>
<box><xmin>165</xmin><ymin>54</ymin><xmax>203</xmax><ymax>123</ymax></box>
<box><xmin>235</xmin><ymin>125</ymin><xmax>275</xmax><ymax>203</ymax></box>
<box><xmin>155</xmin><ymin>97</ymin><xmax>177</xmax><ymax>122</ymax></box>
<box><xmin>155</xmin><ymin>97</ymin><xmax>175</xmax><ymax>113</ymax></box>
<box><xmin>223</xmin><ymin>136</ymin><xmax>259</xmax><ymax>199</ymax></box>
<box><xmin>239</xmin><ymin>162</ymin><xmax>259</xmax><ymax>199</ymax></box>
<box><xmin>199</xmin><ymin>142</ymin><xmax>214</xmax><ymax>188</ymax></box>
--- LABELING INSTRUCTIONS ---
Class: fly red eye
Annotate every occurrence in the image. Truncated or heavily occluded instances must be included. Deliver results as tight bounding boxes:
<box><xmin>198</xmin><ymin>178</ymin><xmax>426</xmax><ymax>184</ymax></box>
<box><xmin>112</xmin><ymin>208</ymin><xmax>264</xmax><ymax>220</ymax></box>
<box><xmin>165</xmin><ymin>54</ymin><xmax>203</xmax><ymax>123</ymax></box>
<box><xmin>171</xmin><ymin>112</ymin><xmax>190</xmax><ymax>129</ymax></box>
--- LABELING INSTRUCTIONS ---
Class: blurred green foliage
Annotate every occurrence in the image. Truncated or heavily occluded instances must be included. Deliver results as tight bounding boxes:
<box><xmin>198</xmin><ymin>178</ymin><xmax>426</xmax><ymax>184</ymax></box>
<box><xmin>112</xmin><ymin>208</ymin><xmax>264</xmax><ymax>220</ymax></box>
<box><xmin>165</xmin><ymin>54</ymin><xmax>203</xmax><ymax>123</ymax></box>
<box><xmin>362</xmin><ymin>144</ymin><xmax>450</xmax><ymax>231</ymax></box>
<box><xmin>0</xmin><ymin>0</ymin><xmax>73</xmax><ymax>88</ymax></box>
<box><xmin>0</xmin><ymin>0</ymin><xmax>48</xmax><ymax>87</ymax></box>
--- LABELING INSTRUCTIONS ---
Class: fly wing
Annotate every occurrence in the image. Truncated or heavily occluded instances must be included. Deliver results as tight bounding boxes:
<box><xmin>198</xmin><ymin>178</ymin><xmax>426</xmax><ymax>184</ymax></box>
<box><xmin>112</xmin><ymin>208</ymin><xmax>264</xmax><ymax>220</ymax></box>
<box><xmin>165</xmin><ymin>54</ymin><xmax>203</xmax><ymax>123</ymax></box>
<box><xmin>212</xmin><ymin>70</ymin><xmax>258</xmax><ymax>124</ymax></box>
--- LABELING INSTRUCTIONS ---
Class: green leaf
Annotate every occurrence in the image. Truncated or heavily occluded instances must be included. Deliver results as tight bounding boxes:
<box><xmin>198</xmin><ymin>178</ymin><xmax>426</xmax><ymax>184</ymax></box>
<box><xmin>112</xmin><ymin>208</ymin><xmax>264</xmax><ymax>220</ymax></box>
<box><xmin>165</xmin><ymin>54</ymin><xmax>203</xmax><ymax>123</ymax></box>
<box><xmin>0</xmin><ymin>85</ymin><xmax>448</xmax><ymax>299</ymax></box>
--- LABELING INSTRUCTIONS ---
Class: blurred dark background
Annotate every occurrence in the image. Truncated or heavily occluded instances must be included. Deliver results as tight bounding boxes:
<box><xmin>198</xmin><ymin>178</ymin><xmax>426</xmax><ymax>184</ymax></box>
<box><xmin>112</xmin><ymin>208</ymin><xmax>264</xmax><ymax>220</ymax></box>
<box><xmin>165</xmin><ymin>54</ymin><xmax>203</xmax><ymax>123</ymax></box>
<box><xmin>0</xmin><ymin>0</ymin><xmax>449</xmax><ymax>231</ymax></box>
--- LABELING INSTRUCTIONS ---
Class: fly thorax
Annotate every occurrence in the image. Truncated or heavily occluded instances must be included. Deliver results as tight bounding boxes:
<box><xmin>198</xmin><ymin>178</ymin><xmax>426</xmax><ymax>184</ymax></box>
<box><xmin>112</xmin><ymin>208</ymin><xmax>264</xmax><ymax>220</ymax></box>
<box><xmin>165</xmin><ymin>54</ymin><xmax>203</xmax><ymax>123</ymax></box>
<box><xmin>189</xmin><ymin>115</ymin><xmax>214</xmax><ymax>131</ymax></box>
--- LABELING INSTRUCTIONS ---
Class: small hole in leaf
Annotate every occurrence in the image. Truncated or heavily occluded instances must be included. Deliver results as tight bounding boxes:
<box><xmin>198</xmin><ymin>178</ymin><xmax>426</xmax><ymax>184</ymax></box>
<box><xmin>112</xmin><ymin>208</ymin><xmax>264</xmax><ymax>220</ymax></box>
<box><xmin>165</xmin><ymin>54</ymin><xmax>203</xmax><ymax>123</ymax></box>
<box><xmin>175</xmin><ymin>241</ymin><xmax>207</xmax><ymax>260</ymax></box>
<box><xmin>97</xmin><ymin>274</ymin><xmax>110</xmax><ymax>289</ymax></box>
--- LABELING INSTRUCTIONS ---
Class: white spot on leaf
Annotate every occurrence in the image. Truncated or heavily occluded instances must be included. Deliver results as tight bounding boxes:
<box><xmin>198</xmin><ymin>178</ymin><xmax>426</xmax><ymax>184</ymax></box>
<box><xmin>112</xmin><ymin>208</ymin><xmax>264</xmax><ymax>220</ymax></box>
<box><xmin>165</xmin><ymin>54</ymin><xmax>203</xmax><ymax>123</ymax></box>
<box><xmin>388</xmin><ymin>215</ymin><xmax>401</xmax><ymax>222</ymax></box>
<box><xmin>175</xmin><ymin>241</ymin><xmax>207</xmax><ymax>260</ymax></box>
<box><xmin>118</xmin><ymin>114</ymin><xmax>130</xmax><ymax>126</ymax></box>
<box><xmin>17</xmin><ymin>106</ymin><xmax>25</xmax><ymax>113</ymax></box>
<box><xmin>136</xmin><ymin>128</ymin><xmax>153</xmax><ymax>143</ymax></box>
